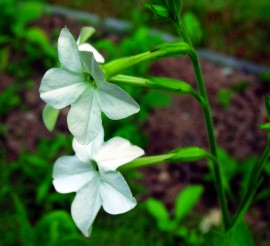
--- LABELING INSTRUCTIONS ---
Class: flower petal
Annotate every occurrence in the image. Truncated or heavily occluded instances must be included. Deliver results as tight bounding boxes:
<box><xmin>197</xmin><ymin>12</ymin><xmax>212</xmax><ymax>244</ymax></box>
<box><xmin>99</xmin><ymin>171</ymin><xmax>136</xmax><ymax>214</ymax></box>
<box><xmin>79</xmin><ymin>51</ymin><xmax>105</xmax><ymax>85</ymax></box>
<box><xmin>53</xmin><ymin>156</ymin><xmax>95</xmax><ymax>193</ymax></box>
<box><xmin>97</xmin><ymin>82</ymin><xmax>140</xmax><ymax>120</ymax></box>
<box><xmin>72</xmin><ymin>128</ymin><xmax>104</xmax><ymax>162</ymax></box>
<box><xmin>58</xmin><ymin>28</ymin><xmax>82</xmax><ymax>72</ymax></box>
<box><xmin>40</xmin><ymin>68</ymin><xmax>87</xmax><ymax>109</ymax></box>
<box><xmin>71</xmin><ymin>178</ymin><xmax>101</xmax><ymax>237</ymax></box>
<box><xmin>95</xmin><ymin>137</ymin><xmax>144</xmax><ymax>171</ymax></box>
<box><xmin>78</xmin><ymin>43</ymin><xmax>105</xmax><ymax>63</ymax></box>
<box><xmin>67</xmin><ymin>87</ymin><xmax>102</xmax><ymax>145</ymax></box>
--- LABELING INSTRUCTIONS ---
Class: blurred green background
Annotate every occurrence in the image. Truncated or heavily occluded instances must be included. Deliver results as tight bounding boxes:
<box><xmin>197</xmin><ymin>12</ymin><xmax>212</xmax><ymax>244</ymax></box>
<box><xmin>1</xmin><ymin>0</ymin><xmax>270</xmax><ymax>245</ymax></box>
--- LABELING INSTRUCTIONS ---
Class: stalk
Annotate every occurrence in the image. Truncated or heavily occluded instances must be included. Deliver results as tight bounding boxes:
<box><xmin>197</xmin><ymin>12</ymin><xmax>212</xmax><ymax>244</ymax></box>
<box><xmin>174</xmin><ymin>19</ymin><xmax>231</xmax><ymax>230</ymax></box>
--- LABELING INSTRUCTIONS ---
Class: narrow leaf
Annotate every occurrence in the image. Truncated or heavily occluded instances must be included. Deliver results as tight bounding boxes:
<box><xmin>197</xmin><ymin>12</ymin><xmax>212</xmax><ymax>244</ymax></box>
<box><xmin>209</xmin><ymin>220</ymin><xmax>254</xmax><ymax>246</ymax></box>
<box><xmin>13</xmin><ymin>194</ymin><xmax>35</xmax><ymax>245</ymax></box>
<box><xmin>35</xmin><ymin>211</ymin><xmax>79</xmax><ymax>245</ymax></box>
<box><xmin>145</xmin><ymin>198</ymin><xmax>170</xmax><ymax>221</ymax></box>
<box><xmin>232</xmin><ymin>178</ymin><xmax>263</xmax><ymax>227</ymax></box>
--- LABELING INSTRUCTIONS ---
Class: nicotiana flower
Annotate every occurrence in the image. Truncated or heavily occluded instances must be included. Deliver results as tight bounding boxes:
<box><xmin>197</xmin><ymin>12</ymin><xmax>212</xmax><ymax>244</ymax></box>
<box><xmin>52</xmin><ymin>128</ymin><xmax>144</xmax><ymax>236</ymax></box>
<box><xmin>40</xmin><ymin>27</ymin><xmax>139</xmax><ymax>144</ymax></box>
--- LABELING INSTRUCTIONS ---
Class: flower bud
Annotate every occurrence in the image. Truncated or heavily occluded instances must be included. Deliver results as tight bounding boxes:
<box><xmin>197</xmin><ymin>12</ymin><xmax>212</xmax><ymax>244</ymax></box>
<box><xmin>165</xmin><ymin>0</ymin><xmax>182</xmax><ymax>20</ymax></box>
<box><xmin>144</xmin><ymin>4</ymin><xmax>169</xmax><ymax>19</ymax></box>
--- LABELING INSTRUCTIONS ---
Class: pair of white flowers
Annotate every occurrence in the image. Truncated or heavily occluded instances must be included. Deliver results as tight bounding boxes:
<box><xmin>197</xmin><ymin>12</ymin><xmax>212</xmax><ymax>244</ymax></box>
<box><xmin>40</xmin><ymin>28</ymin><xmax>144</xmax><ymax>236</ymax></box>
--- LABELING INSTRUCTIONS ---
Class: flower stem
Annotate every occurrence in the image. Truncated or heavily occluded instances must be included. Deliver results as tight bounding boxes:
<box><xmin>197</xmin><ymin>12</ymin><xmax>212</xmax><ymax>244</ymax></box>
<box><xmin>247</xmin><ymin>136</ymin><xmax>270</xmax><ymax>189</ymax></box>
<box><xmin>174</xmin><ymin>19</ymin><xmax>231</xmax><ymax>230</ymax></box>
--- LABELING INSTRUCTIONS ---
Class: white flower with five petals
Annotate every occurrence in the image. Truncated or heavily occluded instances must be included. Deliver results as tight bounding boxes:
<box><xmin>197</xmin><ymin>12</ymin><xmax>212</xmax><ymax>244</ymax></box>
<box><xmin>52</xmin><ymin>128</ymin><xmax>144</xmax><ymax>237</ymax></box>
<box><xmin>40</xmin><ymin>28</ymin><xmax>139</xmax><ymax>144</ymax></box>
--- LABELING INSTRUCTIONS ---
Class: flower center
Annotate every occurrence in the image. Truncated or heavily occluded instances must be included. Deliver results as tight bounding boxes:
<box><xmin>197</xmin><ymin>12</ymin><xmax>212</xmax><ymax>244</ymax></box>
<box><xmin>84</xmin><ymin>72</ymin><xmax>97</xmax><ymax>89</ymax></box>
<box><xmin>91</xmin><ymin>159</ymin><xmax>99</xmax><ymax>172</ymax></box>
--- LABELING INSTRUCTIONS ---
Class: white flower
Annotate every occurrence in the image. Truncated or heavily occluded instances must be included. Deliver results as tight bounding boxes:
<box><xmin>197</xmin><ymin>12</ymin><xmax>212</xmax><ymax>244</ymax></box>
<box><xmin>40</xmin><ymin>27</ymin><xmax>139</xmax><ymax>144</ymax></box>
<box><xmin>52</xmin><ymin>128</ymin><xmax>144</xmax><ymax>237</ymax></box>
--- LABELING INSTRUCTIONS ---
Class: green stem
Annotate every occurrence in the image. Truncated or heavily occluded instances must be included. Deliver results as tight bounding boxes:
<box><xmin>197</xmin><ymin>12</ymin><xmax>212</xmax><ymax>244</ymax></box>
<box><xmin>247</xmin><ymin>137</ymin><xmax>270</xmax><ymax>189</ymax></box>
<box><xmin>174</xmin><ymin>20</ymin><xmax>193</xmax><ymax>49</ymax></box>
<box><xmin>230</xmin><ymin>140</ymin><xmax>270</xmax><ymax>228</ymax></box>
<box><xmin>174</xmin><ymin>19</ymin><xmax>231</xmax><ymax>230</ymax></box>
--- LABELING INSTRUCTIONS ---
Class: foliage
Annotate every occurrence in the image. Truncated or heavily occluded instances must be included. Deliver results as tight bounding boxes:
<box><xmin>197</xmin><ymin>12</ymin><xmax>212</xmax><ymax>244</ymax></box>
<box><xmin>0</xmin><ymin>84</ymin><xmax>21</xmax><ymax>116</ymax></box>
<box><xmin>0</xmin><ymin>0</ymin><xmax>56</xmax><ymax>73</ymax></box>
<box><xmin>182</xmin><ymin>11</ymin><xmax>203</xmax><ymax>45</ymax></box>
<box><xmin>208</xmin><ymin>220</ymin><xmax>254</xmax><ymax>246</ymax></box>
<box><xmin>145</xmin><ymin>185</ymin><xmax>205</xmax><ymax>245</ymax></box>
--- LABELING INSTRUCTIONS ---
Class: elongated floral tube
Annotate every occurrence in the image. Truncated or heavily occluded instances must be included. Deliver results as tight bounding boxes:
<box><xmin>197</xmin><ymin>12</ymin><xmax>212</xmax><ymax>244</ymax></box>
<box><xmin>102</xmin><ymin>41</ymin><xmax>191</xmax><ymax>79</ymax></box>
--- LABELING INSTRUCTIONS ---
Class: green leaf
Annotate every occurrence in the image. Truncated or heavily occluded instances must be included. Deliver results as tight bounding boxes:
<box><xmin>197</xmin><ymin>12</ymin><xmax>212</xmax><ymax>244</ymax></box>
<box><xmin>42</xmin><ymin>104</ymin><xmax>60</xmax><ymax>131</ymax></box>
<box><xmin>232</xmin><ymin>178</ymin><xmax>262</xmax><ymax>227</ymax></box>
<box><xmin>13</xmin><ymin>194</ymin><xmax>35</xmax><ymax>246</ymax></box>
<box><xmin>145</xmin><ymin>198</ymin><xmax>170</xmax><ymax>221</ymax></box>
<box><xmin>183</xmin><ymin>11</ymin><xmax>203</xmax><ymax>45</ymax></box>
<box><xmin>208</xmin><ymin>221</ymin><xmax>254</xmax><ymax>246</ymax></box>
<box><xmin>175</xmin><ymin>185</ymin><xmax>204</xmax><ymax>221</ymax></box>
<box><xmin>17</xmin><ymin>1</ymin><xmax>43</xmax><ymax>25</ymax></box>
<box><xmin>35</xmin><ymin>211</ymin><xmax>79</xmax><ymax>245</ymax></box>
<box><xmin>13</xmin><ymin>2</ymin><xmax>43</xmax><ymax>36</ymax></box>
<box><xmin>25</xmin><ymin>27</ymin><xmax>56</xmax><ymax>58</ymax></box>
<box><xmin>217</xmin><ymin>148</ymin><xmax>238</xmax><ymax>191</ymax></box>
<box><xmin>37</xmin><ymin>173</ymin><xmax>52</xmax><ymax>203</ymax></box>
<box><xmin>239</xmin><ymin>156</ymin><xmax>258</xmax><ymax>195</ymax></box>
<box><xmin>176</xmin><ymin>226</ymin><xmax>188</xmax><ymax>237</ymax></box>
<box><xmin>259</xmin><ymin>122</ymin><xmax>270</xmax><ymax>131</ymax></box>
<box><xmin>78</xmin><ymin>26</ymin><xmax>95</xmax><ymax>45</ymax></box>
<box><xmin>157</xmin><ymin>219</ymin><xmax>178</xmax><ymax>232</ymax></box>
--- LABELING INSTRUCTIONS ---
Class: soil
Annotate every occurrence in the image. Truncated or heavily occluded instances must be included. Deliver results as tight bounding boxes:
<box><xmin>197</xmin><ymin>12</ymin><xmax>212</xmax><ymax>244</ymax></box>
<box><xmin>1</xmin><ymin>14</ymin><xmax>270</xmax><ymax>244</ymax></box>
